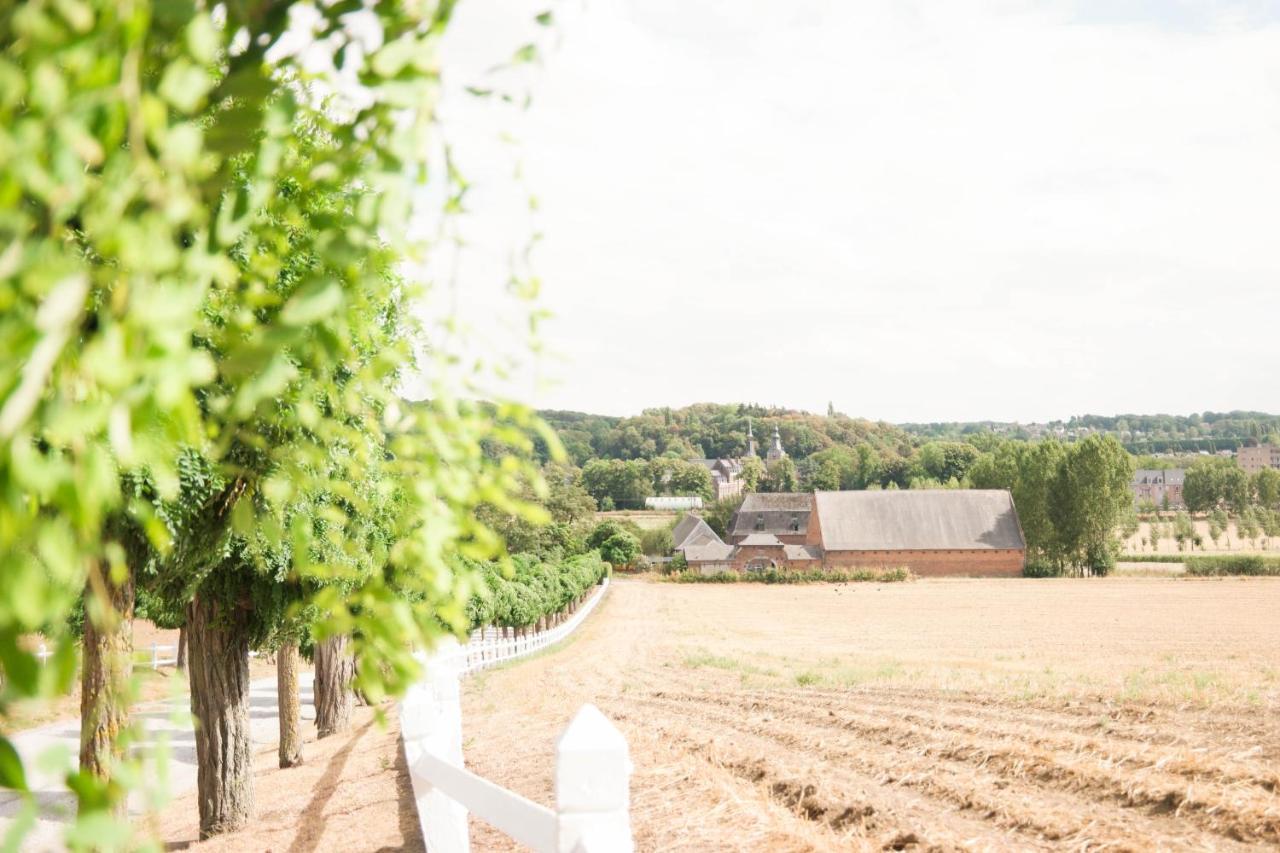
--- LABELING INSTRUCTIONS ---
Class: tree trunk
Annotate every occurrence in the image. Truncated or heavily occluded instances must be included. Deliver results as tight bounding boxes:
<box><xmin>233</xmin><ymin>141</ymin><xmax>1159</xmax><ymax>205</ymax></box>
<box><xmin>187</xmin><ymin>594</ymin><xmax>253</xmax><ymax>838</ymax></box>
<box><xmin>313</xmin><ymin>634</ymin><xmax>355</xmax><ymax>738</ymax></box>
<box><xmin>79</xmin><ymin>562</ymin><xmax>135</xmax><ymax>815</ymax></box>
<box><xmin>176</xmin><ymin>626</ymin><xmax>188</xmax><ymax>672</ymax></box>
<box><xmin>277</xmin><ymin>642</ymin><xmax>303</xmax><ymax>768</ymax></box>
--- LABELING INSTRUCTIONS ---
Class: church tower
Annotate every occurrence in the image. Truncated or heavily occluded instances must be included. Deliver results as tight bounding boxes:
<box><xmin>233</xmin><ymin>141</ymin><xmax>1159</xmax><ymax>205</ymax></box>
<box><xmin>745</xmin><ymin>417</ymin><xmax>758</xmax><ymax>457</ymax></box>
<box><xmin>767</xmin><ymin>424</ymin><xmax>786</xmax><ymax>463</ymax></box>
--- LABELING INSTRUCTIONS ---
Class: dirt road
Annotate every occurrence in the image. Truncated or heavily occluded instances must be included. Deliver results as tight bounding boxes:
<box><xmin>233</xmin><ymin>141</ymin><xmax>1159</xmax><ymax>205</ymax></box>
<box><xmin>461</xmin><ymin>577</ymin><xmax>1280</xmax><ymax>851</ymax></box>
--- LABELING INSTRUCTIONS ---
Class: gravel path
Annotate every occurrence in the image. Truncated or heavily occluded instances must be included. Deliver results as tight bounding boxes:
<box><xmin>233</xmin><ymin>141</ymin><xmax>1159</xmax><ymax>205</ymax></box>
<box><xmin>0</xmin><ymin>671</ymin><xmax>313</xmax><ymax>851</ymax></box>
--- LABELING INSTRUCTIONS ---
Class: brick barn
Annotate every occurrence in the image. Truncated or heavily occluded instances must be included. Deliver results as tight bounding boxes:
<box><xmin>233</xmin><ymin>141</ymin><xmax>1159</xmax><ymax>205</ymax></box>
<box><xmin>806</xmin><ymin>490</ymin><xmax>1026</xmax><ymax>577</ymax></box>
<box><xmin>684</xmin><ymin>489</ymin><xmax>1025</xmax><ymax>577</ymax></box>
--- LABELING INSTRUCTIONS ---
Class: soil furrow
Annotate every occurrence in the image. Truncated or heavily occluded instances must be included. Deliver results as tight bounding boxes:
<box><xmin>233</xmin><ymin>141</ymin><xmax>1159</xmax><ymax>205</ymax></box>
<box><xmin>628</xmin><ymin>690</ymin><xmax>1274</xmax><ymax>848</ymax></box>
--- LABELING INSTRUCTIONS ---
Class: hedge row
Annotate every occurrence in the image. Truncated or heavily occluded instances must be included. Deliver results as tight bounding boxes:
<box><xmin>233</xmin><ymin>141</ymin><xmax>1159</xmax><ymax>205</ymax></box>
<box><xmin>464</xmin><ymin>552</ymin><xmax>609</xmax><ymax>629</ymax></box>
<box><xmin>670</xmin><ymin>568</ymin><xmax>913</xmax><ymax>584</ymax></box>
<box><xmin>1116</xmin><ymin>554</ymin><xmax>1191</xmax><ymax>563</ymax></box>
<box><xmin>1184</xmin><ymin>556</ymin><xmax>1280</xmax><ymax>576</ymax></box>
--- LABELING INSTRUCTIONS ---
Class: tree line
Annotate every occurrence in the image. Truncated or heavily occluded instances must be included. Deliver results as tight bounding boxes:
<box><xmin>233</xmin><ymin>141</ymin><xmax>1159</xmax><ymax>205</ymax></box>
<box><xmin>0</xmin><ymin>3</ymin><xmax>557</xmax><ymax>847</ymax></box>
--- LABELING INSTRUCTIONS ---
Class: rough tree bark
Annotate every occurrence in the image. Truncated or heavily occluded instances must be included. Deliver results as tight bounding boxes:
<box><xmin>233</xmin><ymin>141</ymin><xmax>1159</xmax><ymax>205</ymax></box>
<box><xmin>277</xmin><ymin>642</ymin><xmax>303</xmax><ymax>768</ymax></box>
<box><xmin>313</xmin><ymin>634</ymin><xmax>355</xmax><ymax>738</ymax></box>
<box><xmin>176</xmin><ymin>626</ymin><xmax>188</xmax><ymax>672</ymax></box>
<box><xmin>187</xmin><ymin>593</ymin><xmax>253</xmax><ymax>838</ymax></box>
<box><xmin>78</xmin><ymin>562</ymin><xmax>135</xmax><ymax>815</ymax></box>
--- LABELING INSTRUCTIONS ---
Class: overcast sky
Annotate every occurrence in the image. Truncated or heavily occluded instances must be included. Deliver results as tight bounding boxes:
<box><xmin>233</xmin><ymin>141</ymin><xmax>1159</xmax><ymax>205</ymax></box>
<box><xmin>420</xmin><ymin>0</ymin><xmax>1280</xmax><ymax>423</ymax></box>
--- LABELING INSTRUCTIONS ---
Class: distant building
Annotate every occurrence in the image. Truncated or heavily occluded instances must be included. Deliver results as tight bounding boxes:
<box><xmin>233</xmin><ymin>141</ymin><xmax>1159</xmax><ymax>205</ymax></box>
<box><xmin>1238</xmin><ymin>444</ymin><xmax>1280</xmax><ymax>474</ymax></box>
<box><xmin>645</xmin><ymin>496</ymin><xmax>703</xmax><ymax>511</ymax></box>
<box><xmin>1131</xmin><ymin>469</ymin><xmax>1185</xmax><ymax>508</ymax></box>
<box><xmin>671</xmin><ymin>515</ymin><xmax>722</xmax><ymax>551</ymax></box>
<box><xmin>728</xmin><ymin>492</ymin><xmax>811</xmax><ymax>545</ymax></box>
<box><xmin>765</xmin><ymin>425</ymin><xmax>786</xmax><ymax>463</ymax></box>
<box><xmin>681</xmin><ymin>489</ymin><xmax>1025</xmax><ymax>577</ymax></box>
<box><xmin>694</xmin><ymin>458</ymin><xmax>745</xmax><ymax>501</ymax></box>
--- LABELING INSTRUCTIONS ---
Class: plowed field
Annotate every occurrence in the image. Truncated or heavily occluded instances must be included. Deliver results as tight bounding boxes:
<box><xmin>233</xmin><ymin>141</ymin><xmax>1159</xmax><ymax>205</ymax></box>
<box><xmin>461</xmin><ymin>578</ymin><xmax>1280</xmax><ymax>851</ymax></box>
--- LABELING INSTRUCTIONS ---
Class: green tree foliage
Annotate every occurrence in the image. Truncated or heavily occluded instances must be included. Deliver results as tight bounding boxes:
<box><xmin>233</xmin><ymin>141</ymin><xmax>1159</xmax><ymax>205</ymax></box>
<box><xmin>463</xmin><ymin>553</ymin><xmax>608</xmax><ymax>630</ymax></box>
<box><xmin>739</xmin><ymin>456</ymin><xmax>766</xmax><ymax>491</ymax></box>
<box><xmin>540</xmin><ymin>405</ymin><xmax>911</xmax><ymax>466</ymax></box>
<box><xmin>1254</xmin><ymin>468</ymin><xmax>1280</xmax><ymax>510</ymax></box>
<box><xmin>639</xmin><ymin>525</ymin><xmax>675</xmax><ymax>557</ymax></box>
<box><xmin>761</xmin><ymin>457</ymin><xmax>799</xmax><ymax>493</ymax></box>
<box><xmin>915</xmin><ymin>441</ymin><xmax>981</xmax><ymax>484</ymax></box>
<box><xmin>1184</xmin><ymin>458</ymin><xmax>1252</xmax><ymax>514</ymax></box>
<box><xmin>581</xmin><ymin>459</ymin><xmax>651</xmax><ymax>509</ymax></box>
<box><xmin>1050</xmin><ymin>436</ymin><xmax>1134</xmax><ymax>573</ymax></box>
<box><xmin>648</xmin><ymin>457</ymin><xmax>713</xmax><ymax>500</ymax></box>
<box><xmin>703</xmin><ymin>494</ymin><xmax>745</xmax><ymax>538</ymax></box>
<box><xmin>598</xmin><ymin>531</ymin><xmax>641</xmax><ymax>568</ymax></box>
<box><xmin>969</xmin><ymin>437</ymin><xmax>1132</xmax><ymax>574</ymax></box>
<box><xmin>0</xmin><ymin>0</ymin><xmax>553</xmax><ymax>837</ymax></box>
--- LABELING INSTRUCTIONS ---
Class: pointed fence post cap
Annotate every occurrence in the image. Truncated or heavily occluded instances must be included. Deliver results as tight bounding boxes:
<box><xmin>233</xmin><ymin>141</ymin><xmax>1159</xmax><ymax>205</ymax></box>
<box><xmin>556</xmin><ymin>704</ymin><xmax>632</xmax><ymax>818</ymax></box>
<box><xmin>557</xmin><ymin>704</ymin><xmax>626</xmax><ymax>754</ymax></box>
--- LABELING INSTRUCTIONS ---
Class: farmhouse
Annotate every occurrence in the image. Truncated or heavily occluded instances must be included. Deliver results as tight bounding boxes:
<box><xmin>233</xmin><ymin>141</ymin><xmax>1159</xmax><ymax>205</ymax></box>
<box><xmin>684</xmin><ymin>489</ymin><xmax>1025</xmax><ymax>577</ymax></box>
<box><xmin>1131</xmin><ymin>468</ymin><xmax>1185</xmax><ymax>508</ymax></box>
<box><xmin>727</xmin><ymin>492</ymin><xmax>811</xmax><ymax>544</ymax></box>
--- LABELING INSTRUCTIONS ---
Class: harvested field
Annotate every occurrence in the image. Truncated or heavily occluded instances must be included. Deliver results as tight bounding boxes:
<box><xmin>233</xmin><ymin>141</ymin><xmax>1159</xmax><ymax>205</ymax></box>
<box><xmin>462</xmin><ymin>577</ymin><xmax>1280</xmax><ymax>851</ymax></box>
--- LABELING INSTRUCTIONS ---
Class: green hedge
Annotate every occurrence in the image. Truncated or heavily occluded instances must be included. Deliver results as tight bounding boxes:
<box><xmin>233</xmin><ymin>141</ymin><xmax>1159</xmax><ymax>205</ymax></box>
<box><xmin>1184</xmin><ymin>556</ymin><xmax>1280</xmax><ymax>577</ymax></box>
<box><xmin>463</xmin><ymin>552</ymin><xmax>609</xmax><ymax>629</ymax></box>
<box><xmin>670</xmin><ymin>568</ymin><xmax>912</xmax><ymax>584</ymax></box>
<box><xmin>1117</xmin><ymin>554</ymin><xmax>1193</xmax><ymax>563</ymax></box>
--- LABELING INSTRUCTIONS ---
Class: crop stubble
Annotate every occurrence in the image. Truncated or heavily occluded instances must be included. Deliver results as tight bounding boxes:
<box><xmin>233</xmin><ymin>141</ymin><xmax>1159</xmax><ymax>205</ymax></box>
<box><xmin>460</xmin><ymin>578</ymin><xmax>1280</xmax><ymax>851</ymax></box>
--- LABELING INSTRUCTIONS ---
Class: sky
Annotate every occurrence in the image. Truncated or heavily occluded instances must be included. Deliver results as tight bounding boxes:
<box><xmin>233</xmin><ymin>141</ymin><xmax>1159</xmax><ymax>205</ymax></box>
<box><xmin>418</xmin><ymin>0</ymin><xmax>1280</xmax><ymax>423</ymax></box>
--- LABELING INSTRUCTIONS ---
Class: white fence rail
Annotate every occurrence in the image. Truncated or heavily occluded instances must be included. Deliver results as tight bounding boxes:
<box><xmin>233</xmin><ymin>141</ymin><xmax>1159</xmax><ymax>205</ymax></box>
<box><xmin>401</xmin><ymin>578</ymin><xmax>633</xmax><ymax>853</ymax></box>
<box><xmin>35</xmin><ymin>641</ymin><xmax>179</xmax><ymax>671</ymax></box>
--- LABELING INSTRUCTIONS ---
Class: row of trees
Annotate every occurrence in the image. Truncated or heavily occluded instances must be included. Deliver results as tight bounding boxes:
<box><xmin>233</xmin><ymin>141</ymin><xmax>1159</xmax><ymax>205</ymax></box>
<box><xmin>463</xmin><ymin>553</ymin><xmax>609</xmax><ymax>633</ymax></box>
<box><xmin>1</xmin><ymin>2</ymin><xmax>553</xmax><ymax>847</ymax></box>
<box><xmin>1182</xmin><ymin>459</ymin><xmax>1280</xmax><ymax>514</ymax></box>
<box><xmin>968</xmin><ymin>436</ymin><xmax>1134</xmax><ymax>574</ymax></box>
<box><xmin>580</xmin><ymin>457</ymin><xmax>714</xmax><ymax>508</ymax></box>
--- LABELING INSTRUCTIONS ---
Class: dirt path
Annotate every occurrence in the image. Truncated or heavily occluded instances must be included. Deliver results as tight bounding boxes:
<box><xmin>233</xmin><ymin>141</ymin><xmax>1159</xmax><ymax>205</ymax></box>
<box><xmin>460</xmin><ymin>577</ymin><xmax>1280</xmax><ymax>851</ymax></box>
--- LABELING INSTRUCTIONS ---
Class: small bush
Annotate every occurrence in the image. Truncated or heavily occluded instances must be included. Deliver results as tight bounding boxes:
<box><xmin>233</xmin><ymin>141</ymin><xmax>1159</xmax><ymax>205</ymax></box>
<box><xmin>1184</xmin><ymin>556</ymin><xmax>1280</xmax><ymax>577</ymax></box>
<box><xmin>1022</xmin><ymin>559</ymin><xmax>1063</xmax><ymax>578</ymax></box>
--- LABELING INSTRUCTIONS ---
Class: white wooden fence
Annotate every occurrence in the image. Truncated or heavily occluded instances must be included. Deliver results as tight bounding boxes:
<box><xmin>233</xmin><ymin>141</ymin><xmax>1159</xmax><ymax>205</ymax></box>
<box><xmin>400</xmin><ymin>578</ymin><xmax>633</xmax><ymax>853</ymax></box>
<box><xmin>35</xmin><ymin>642</ymin><xmax>179</xmax><ymax>670</ymax></box>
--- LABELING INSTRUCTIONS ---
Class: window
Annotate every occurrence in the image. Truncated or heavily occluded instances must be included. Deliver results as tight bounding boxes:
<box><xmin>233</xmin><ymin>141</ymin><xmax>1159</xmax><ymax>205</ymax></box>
<box><xmin>789</xmin><ymin>514</ymin><xmax>799</xmax><ymax>532</ymax></box>
<box><xmin>754</xmin><ymin>514</ymin><xmax>764</xmax><ymax>531</ymax></box>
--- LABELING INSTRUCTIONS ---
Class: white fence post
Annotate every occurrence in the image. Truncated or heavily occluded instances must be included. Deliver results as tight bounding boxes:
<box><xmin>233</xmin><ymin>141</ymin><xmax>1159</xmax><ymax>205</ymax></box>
<box><xmin>555</xmin><ymin>704</ymin><xmax>634</xmax><ymax>853</ymax></box>
<box><xmin>151</xmin><ymin>642</ymin><xmax>158</xmax><ymax>670</ymax></box>
<box><xmin>403</xmin><ymin>638</ymin><xmax>470</xmax><ymax>853</ymax></box>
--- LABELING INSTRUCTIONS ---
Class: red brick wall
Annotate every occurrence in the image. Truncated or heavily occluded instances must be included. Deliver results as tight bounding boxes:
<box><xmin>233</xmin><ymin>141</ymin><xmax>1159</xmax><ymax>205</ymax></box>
<box><xmin>822</xmin><ymin>549</ymin><xmax>1025</xmax><ymax>577</ymax></box>
<box><xmin>731</xmin><ymin>545</ymin><xmax>788</xmax><ymax>570</ymax></box>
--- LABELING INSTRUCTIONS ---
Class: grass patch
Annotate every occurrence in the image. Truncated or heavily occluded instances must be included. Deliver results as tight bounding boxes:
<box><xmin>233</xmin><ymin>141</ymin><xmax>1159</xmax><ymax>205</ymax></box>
<box><xmin>1185</xmin><ymin>555</ymin><xmax>1280</xmax><ymax>576</ymax></box>
<box><xmin>683</xmin><ymin>652</ymin><xmax>742</xmax><ymax>671</ymax></box>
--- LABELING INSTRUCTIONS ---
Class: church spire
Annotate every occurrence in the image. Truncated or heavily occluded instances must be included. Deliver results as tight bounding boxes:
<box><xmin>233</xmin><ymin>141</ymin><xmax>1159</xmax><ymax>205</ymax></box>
<box><xmin>745</xmin><ymin>417</ymin><xmax>757</xmax><ymax>457</ymax></box>
<box><xmin>767</xmin><ymin>424</ymin><xmax>786</xmax><ymax>462</ymax></box>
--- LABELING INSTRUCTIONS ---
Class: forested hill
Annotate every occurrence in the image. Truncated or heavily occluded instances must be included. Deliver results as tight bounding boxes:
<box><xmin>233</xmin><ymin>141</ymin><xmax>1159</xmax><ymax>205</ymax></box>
<box><xmin>540</xmin><ymin>404</ymin><xmax>913</xmax><ymax>466</ymax></box>
<box><xmin>901</xmin><ymin>411</ymin><xmax>1280</xmax><ymax>453</ymax></box>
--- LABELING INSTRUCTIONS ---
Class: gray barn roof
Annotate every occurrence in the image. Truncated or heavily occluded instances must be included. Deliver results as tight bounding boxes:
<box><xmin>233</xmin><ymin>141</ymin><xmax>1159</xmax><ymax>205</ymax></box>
<box><xmin>814</xmin><ymin>490</ymin><xmax>1024</xmax><ymax>551</ymax></box>
<box><xmin>1133</xmin><ymin>468</ymin><xmax>1185</xmax><ymax>486</ymax></box>
<box><xmin>683</xmin><ymin>541</ymin><xmax>735</xmax><ymax>562</ymax></box>
<box><xmin>739</xmin><ymin>493</ymin><xmax>812</xmax><ymax>512</ymax></box>
<box><xmin>671</xmin><ymin>515</ymin><xmax>722</xmax><ymax>551</ymax></box>
<box><xmin>730</xmin><ymin>492</ymin><xmax>812</xmax><ymax>538</ymax></box>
